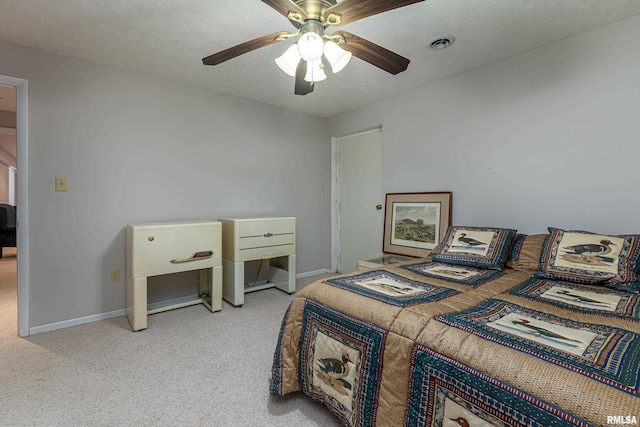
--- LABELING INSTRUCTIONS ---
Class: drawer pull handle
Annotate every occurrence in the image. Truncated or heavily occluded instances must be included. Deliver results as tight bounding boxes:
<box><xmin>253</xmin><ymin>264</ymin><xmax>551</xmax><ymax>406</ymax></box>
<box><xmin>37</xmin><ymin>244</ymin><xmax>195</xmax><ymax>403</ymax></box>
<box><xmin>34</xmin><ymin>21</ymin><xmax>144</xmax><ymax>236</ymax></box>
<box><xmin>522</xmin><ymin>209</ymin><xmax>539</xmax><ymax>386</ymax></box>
<box><xmin>170</xmin><ymin>251</ymin><xmax>214</xmax><ymax>264</ymax></box>
<box><xmin>264</xmin><ymin>232</ymin><xmax>274</xmax><ymax>238</ymax></box>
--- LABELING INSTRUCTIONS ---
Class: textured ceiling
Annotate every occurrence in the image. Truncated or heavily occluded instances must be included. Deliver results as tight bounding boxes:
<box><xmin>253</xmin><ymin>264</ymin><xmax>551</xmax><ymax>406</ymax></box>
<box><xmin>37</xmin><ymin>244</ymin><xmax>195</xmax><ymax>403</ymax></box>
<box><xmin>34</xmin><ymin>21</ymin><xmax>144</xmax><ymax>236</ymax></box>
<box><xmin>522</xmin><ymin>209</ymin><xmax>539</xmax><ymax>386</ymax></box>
<box><xmin>0</xmin><ymin>0</ymin><xmax>639</xmax><ymax>117</ymax></box>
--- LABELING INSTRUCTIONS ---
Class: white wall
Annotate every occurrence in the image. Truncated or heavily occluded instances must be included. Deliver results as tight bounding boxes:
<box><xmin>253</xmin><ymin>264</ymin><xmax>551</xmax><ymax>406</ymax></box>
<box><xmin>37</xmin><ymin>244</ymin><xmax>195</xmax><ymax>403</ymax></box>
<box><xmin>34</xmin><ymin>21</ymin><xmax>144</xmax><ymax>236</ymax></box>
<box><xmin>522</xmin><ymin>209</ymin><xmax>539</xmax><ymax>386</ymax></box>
<box><xmin>0</xmin><ymin>164</ymin><xmax>8</xmax><ymax>203</ymax></box>
<box><xmin>329</xmin><ymin>14</ymin><xmax>640</xmax><ymax>236</ymax></box>
<box><xmin>0</xmin><ymin>41</ymin><xmax>331</xmax><ymax>329</ymax></box>
<box><xmin>0</xmin><ymin>133</ymin><xmax>16</xmax><ymax>203</ymax></box>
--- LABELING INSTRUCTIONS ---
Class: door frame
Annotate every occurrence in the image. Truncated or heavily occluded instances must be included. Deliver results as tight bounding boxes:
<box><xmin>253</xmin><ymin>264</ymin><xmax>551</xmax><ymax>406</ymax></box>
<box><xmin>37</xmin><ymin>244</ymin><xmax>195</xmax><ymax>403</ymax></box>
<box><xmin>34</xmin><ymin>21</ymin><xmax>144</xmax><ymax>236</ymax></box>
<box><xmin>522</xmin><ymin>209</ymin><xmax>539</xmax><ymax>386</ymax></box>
<box><xmin>331</xmin><ymin>126</ymin><xmax>382</xmax><ymax>273</ymax></box>
<box><xmin>0</xmin><ymin>74</ymin><xmax>30</xmax><ymax>337</ymax></box>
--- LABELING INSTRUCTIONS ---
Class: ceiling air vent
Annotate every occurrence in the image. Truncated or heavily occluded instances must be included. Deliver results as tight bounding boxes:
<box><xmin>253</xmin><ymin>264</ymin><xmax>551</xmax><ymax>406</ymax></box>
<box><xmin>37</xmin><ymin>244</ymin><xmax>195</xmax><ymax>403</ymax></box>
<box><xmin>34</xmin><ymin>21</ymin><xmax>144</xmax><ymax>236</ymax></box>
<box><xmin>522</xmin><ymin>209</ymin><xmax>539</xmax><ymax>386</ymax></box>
<box><xmin>429</xmin><ymin>35</ymin><xmax>455</xmax><ymax>50</ymax></box>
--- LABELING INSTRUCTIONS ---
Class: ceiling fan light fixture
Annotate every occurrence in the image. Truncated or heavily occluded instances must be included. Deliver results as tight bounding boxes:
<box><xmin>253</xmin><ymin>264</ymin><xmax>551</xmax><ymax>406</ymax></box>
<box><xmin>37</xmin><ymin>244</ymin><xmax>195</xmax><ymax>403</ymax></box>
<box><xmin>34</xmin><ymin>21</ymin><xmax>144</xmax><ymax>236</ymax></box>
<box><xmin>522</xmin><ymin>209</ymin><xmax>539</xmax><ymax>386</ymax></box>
<box><xmin>304</xmin><ymin>60</ymin><xmax>327</xmax><ymax>83</ymax></box>
<box><xmin>203</xmin><ymin>0</ymin><xmax>421</xmax><ymax>95</ymax></box>
<box><xmin>323</xmin><ymin>41</ymin><xmax>352</xmax><ymax>73</ymax></box>
<box><xmin>275</xmin><ymin>44</ymin><xmax>301</xmax><ymax>77</ymax></box>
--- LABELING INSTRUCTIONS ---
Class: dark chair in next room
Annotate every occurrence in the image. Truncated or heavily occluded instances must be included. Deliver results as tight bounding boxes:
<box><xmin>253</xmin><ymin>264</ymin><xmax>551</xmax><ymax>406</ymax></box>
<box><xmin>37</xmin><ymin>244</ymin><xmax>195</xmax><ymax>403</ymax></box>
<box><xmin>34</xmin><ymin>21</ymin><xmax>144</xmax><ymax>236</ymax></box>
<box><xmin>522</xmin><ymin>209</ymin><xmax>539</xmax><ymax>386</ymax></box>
<box><xmin>0</xmin><ymin>204</ymin><xmax>17</xmax><ymax>258</ymax></box>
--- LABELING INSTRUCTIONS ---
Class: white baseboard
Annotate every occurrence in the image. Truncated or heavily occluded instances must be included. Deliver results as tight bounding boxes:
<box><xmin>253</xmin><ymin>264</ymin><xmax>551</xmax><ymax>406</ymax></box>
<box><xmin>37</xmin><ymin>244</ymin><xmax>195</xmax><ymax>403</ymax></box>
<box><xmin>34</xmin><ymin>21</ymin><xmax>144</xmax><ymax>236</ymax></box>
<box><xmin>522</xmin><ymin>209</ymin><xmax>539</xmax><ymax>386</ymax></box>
<box><xmin>30</xmin><ymin>308</ymin><xmax>126</xmax><ymax>335</ymax></box>
<box><xmin>296</xmin><ymin>268</ymin><xmax>330</xmax><ymax>278</ymax></box>
<box><xmin>29</xmin><ymin>269</ymin><xmax>332</xmax><ymax>335</ymax></box>
<box><xmin>29</xmin><ymin>294</ymin><xmax>202</xmax><ymax>335</ymax></box>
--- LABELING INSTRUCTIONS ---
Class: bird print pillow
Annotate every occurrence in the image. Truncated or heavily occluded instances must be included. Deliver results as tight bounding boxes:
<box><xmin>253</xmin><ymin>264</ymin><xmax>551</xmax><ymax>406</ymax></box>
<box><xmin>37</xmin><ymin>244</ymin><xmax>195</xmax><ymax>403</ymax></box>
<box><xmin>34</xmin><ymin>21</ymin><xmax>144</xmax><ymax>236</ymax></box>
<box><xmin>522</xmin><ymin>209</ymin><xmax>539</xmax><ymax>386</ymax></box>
<box><xmin>431</xmin><ymin>226</ymin><xmax>518</xmax><ymax>270</ymax></box>
<box><xmin>536</xmin><ymin>227</ymin><xmax>640</xmax><ymax>292</ymax></box>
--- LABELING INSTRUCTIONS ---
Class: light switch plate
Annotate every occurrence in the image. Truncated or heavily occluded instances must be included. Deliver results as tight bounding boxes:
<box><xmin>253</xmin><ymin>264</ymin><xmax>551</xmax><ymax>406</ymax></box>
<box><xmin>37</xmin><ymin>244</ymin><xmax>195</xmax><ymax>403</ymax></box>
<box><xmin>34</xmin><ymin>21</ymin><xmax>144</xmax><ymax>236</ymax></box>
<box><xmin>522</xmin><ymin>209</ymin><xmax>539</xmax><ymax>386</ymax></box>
<box><xmin>55</xmin><ymin>176</ymin><xmax>68</xmax><ymax>192</ymax></box>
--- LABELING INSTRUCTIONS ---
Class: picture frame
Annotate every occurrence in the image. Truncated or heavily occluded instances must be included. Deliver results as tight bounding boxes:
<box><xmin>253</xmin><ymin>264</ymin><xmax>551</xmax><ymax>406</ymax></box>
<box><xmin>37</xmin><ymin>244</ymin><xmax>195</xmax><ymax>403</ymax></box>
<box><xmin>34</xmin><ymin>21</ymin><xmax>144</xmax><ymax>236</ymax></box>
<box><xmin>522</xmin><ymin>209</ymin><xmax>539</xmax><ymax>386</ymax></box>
<box><xmin>383</xmin><ymin>192</ymin><xmax>452</xmax><ymax>258</ymax></box>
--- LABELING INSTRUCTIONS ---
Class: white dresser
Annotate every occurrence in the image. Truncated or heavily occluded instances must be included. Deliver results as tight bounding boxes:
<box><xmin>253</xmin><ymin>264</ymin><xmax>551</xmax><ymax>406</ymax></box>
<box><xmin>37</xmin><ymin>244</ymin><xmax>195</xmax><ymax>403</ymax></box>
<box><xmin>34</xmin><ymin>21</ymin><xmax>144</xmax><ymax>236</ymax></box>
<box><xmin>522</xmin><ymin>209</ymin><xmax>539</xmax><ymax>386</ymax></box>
<box><xmin>126</xmin><ymin>220</ymin><xmax>223</xmax><ymax>331</ymax></box>
<box><xmin>219</xmin><ymin>216</ymin><xmax>296</xmax><ymax>306</ymax></box>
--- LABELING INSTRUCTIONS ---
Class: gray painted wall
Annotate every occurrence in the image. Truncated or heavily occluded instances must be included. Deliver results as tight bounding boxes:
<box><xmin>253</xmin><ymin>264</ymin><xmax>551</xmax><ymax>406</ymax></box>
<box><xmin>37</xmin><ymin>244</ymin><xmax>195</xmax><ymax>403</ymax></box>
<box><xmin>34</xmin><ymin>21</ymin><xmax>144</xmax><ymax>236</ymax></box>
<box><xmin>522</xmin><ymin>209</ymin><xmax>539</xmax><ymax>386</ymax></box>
<box><xmin>0</xmin><ymin>41</ymin><xmax>331</xmax><ymax>328</ymax></box>
<box><xmin>329</xmin><ymin>14</ymin><xmax>640</xmax><ymax>236</ymax></box>
<box><xmin>0</xmin><ymin>110</ymin><xmax>16</xmax><ymax>128</ymax></box>
<box><xmin>0</xmin><ymin>164</ymin><xmax>8</xmax><ymax>203</ymax></box>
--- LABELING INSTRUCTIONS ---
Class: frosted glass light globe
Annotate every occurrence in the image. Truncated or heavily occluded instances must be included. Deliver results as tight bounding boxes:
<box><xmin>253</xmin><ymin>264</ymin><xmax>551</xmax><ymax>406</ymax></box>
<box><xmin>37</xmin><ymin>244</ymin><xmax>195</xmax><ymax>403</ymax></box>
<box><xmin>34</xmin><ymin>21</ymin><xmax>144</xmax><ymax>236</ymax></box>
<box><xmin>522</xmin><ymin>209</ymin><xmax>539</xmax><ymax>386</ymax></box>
<box><xmin>324</xmin><ymin>41</ymin><xmax>352</xmax><ymax>73</ymax></box>
<box><xmin>275</xmin><ymin>44</ymin><xmax>301</xmax><ymax>77</ymax></box>
<box><xmin>304</xmin><ymin>60</ymin><xmax>327</xmax><ymax>83</ymax></box>
<box><xmin>297</xmin><ymin>31</ymin><xmax>324</xmax><ymax>62</ymax></box>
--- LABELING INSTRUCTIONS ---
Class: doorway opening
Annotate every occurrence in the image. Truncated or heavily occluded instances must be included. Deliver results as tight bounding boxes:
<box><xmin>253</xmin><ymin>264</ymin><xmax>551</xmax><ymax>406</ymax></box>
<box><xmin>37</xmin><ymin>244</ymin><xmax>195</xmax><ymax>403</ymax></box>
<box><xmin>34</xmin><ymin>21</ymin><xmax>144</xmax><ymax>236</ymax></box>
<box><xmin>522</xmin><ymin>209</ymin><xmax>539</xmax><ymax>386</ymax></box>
<box><xmin>0</xmin><ymin>83</ymin><xmax>17</xmax><ymax>338</ymax></box>
<box><xmin>0</xmin><ymin>75</ymin><xmax>29</xmax><ymax>337</ymax></box>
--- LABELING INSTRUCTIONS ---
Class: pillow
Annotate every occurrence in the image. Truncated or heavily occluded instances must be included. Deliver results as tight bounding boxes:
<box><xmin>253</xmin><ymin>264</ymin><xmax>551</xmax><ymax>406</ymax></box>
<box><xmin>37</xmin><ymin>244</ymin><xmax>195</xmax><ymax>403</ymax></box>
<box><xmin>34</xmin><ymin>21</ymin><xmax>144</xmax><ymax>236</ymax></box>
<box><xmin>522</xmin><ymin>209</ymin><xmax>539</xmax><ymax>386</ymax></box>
<box><xmin>536</xmin><ymin>227</ymin><xmax>640</xmax><ymax>292</ymax></box>
<box><xmin>432</xmin><ymin>226</ymin><xmax>518</xmax><ymax>270</ymax></box>
<box><xmin>428</xmin><ymin>243</ymin><xmax>443</xmax><ymax>257</ymax></box>
<box><xmin>505</xmin><ymin>233</ymin><xmax>547</xmax><ymax>271</ymax></box>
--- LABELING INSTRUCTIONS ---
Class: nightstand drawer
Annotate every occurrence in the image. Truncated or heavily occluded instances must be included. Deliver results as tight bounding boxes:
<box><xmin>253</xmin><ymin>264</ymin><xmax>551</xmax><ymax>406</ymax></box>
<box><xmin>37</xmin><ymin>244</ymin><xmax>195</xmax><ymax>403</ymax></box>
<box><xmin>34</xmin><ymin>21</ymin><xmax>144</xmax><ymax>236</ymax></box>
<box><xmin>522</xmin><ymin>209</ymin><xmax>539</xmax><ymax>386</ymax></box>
<box><xmin>236</xmin><ymin>242</ymin><xmax>294</xmax><ymax>262</ymax></box>
<box><xmin>234</xmin><ymin>217</ymin><xmax>294</xmax><ymax>237</ymax></box>
<box><xmin>238</xmin><ymin>231</ymin><xmax>295</xmax><ymax>250</ymax></box>
<box><xmin>127</xmin><ymin>220</ymin><xmax>221</xmax><ymax>278</ymax></box>
<box><xmin>220</xmin><ymin>216</ymin><xmax>295</xmax><ymax>262</ymax></box>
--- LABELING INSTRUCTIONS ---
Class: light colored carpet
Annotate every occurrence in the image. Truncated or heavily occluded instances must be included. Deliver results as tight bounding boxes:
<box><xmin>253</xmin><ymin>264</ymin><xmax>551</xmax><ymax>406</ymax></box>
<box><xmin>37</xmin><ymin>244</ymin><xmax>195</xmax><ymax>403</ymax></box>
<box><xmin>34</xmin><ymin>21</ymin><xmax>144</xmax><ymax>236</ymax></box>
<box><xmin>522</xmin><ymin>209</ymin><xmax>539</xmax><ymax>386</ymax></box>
<box><xmin>0</xmin><ymin>252</ymin><xmax>343</xmax><ymax>427</ymax></box>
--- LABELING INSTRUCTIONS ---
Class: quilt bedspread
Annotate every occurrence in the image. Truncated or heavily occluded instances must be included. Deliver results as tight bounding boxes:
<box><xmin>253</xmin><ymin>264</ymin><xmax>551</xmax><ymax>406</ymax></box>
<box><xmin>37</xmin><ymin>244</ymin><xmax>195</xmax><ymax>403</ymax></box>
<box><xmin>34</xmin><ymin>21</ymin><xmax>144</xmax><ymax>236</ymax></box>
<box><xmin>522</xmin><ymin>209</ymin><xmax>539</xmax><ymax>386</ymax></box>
<box><xmin>270</xmin><ymin>262</ymin><xmax>640</xmax><ymax>426</ymax></box>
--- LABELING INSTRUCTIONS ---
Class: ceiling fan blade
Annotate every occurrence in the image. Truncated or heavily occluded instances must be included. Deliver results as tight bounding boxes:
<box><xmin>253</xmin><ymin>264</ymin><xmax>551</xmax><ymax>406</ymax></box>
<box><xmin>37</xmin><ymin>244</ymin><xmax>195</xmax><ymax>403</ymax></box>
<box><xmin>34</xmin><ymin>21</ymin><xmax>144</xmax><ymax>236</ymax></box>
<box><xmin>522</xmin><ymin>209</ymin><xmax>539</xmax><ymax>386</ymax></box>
<box><xmin>294</xmin><ymin>60</ymin><xmax>314</xmax><ymax>96</ymax></box>
<box><xmin>333</xmin><ymin>31</ymin><xmax>410</xmax><ymax>74</ymax></box>
<box><xmin>202</xmin><ymin>31</ymin><xmax>290</xmax><ymax>66</ymax></box>
<box><xmin>323</xmin><ymin>0</ymin><xmax>424</xmax><ymax>26</ymax></box>
<box><xmin>261</xmin><ymin>0</ymin><xmax>307</xmax><ymax>22</ymax></box>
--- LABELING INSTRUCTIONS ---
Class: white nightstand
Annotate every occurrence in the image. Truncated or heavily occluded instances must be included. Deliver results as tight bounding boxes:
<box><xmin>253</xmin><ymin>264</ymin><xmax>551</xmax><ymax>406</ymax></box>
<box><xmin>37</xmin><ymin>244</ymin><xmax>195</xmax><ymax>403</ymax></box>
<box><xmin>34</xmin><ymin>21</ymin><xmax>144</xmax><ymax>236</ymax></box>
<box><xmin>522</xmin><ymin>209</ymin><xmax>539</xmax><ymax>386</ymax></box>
<box><xmin>219</xmin><ymin>216</ymin><xmax>296</xmax><ymax>306</ymax></box>
<box><xmin>126</xmin><ymin>220</ymin><xmax>223</xmax><ymax>331</ymax></box>
<box><xmin>356</xmin><ymin>254</ymin><xmax>414</xmax><ymax>271</ymax></box>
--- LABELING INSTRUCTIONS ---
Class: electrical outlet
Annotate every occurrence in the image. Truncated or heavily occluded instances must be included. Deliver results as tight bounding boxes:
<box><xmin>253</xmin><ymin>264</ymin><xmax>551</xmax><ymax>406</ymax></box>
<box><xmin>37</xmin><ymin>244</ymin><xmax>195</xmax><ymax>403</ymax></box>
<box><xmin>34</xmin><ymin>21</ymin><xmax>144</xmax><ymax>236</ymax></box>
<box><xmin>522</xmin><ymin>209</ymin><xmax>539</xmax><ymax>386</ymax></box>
<box><xmin>111</xmin><ymin>269</ymin><xmax>121</xmax><ymax>282</ymax></box>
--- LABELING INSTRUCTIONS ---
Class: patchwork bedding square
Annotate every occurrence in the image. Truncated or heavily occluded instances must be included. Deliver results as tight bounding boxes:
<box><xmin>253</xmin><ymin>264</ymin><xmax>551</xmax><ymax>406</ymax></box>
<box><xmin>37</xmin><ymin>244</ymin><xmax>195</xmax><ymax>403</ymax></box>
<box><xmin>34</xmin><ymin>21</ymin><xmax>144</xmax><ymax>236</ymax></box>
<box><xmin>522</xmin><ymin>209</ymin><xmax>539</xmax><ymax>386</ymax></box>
<box><xmin>432</xmin><ymin>226</ymin><xmax>517</xmax><ymax>270</ymax></box>
<box><xmin>437</xmin><ymin>299</ymin><xmax>640</xmax><ymax>395</ymax></box>
<box><xmin>537</xmin><ymin>227</ymin><xmax>640</xmax><ymax>292</ymax></box>
<box><xmin>324</xmin><ymin>270</ymin><xmax>460</xmax><ymax>307</ymax></box>
<box><xmin>400</xmin><ymin>261</ymin><xmax>503</xmax><ymax>287</ymax></box>
<box><xmin>508</xmin><ymin>278</ymin><xmax>640</xmax><ymax>321</ymax></box>
<box><xmin>406</xmin><ymin>344</ymin><xmax>594</xmax><ymax>427</ymax></box>
<box><xmin>298</xmin><ymin>300</ymin><xmax>387</xmax><ymax>427</ymax></box>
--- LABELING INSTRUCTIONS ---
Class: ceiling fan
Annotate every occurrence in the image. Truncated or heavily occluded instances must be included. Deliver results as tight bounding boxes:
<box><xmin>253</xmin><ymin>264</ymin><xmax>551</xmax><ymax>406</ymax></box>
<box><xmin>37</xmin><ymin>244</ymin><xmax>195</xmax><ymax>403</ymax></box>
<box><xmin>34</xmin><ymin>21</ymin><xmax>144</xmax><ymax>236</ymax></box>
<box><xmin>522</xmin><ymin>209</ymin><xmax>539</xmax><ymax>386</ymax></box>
<box><xmin>202</xmin><ymin>0</ymin><xmax>425</xmax><ymax>95</ymax></box>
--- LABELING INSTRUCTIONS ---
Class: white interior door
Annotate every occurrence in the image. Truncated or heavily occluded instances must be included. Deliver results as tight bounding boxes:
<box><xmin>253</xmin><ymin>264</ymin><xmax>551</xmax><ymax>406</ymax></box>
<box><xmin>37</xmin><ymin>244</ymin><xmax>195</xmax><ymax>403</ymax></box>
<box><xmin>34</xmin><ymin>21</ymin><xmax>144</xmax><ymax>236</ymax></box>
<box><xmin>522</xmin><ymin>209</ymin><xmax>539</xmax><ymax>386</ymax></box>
<box><xmin>338</xmin><ymin>129</ymin><xmax>384</xmax><ymax>273</ymax></box>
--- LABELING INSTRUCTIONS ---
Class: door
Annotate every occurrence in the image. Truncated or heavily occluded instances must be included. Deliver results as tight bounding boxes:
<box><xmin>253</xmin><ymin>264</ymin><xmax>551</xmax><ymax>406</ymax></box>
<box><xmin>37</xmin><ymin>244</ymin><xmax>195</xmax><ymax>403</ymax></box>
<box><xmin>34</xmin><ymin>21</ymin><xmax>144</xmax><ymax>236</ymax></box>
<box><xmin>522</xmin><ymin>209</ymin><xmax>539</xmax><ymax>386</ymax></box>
<box><xmin>338</xmin><ymin>129</ymin><xmax>384</xmax><ymax>273</ymax></box>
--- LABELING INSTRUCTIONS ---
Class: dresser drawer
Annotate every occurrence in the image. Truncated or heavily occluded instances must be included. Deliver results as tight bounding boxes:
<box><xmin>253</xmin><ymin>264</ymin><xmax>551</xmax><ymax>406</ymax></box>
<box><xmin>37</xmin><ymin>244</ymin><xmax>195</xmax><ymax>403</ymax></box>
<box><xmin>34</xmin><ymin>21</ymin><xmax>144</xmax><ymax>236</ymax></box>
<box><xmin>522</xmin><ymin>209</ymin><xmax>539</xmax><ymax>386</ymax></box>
<box><xmin>220</xmin><ymin>217</ymin><xmax>295</xmax><ymax>262</ymax></box>
<box><xmin>127</xmin><ymin>220</ymin><xmax>221</xmax><ymax>278</ymax></box>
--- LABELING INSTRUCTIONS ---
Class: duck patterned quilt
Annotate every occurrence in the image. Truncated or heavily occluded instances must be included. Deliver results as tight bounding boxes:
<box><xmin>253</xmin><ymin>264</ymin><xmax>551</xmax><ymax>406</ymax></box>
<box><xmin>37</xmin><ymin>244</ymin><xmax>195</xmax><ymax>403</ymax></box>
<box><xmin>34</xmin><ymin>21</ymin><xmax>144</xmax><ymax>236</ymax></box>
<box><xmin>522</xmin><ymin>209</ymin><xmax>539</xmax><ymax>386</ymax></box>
<box><xmin>270</xmin><ymin>260</ymin><xmax>640</xmax><ymax>426</ymax></box>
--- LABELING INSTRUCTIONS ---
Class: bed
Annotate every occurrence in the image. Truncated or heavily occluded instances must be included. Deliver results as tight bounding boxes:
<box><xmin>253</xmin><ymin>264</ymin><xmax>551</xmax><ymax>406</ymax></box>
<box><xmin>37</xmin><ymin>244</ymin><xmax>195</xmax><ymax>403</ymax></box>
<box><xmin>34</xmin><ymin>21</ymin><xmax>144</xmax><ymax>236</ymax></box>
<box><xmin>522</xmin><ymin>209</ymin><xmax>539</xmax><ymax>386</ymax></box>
<box><xmin>270</xmin><ymin>226</ymin><xmax>640</xmax><ymax>426</ymax></box>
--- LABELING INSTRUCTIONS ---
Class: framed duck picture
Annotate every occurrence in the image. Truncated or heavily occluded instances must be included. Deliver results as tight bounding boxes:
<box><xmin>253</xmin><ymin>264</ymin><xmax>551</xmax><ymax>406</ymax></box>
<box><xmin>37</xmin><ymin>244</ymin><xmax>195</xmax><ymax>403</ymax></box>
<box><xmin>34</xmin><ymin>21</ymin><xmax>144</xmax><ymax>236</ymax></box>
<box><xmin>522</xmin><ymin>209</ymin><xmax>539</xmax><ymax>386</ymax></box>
<box><xmin>383</xmin><ymin>192</ymin><xmax>452</xmax><ymax>258</ymax></box>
